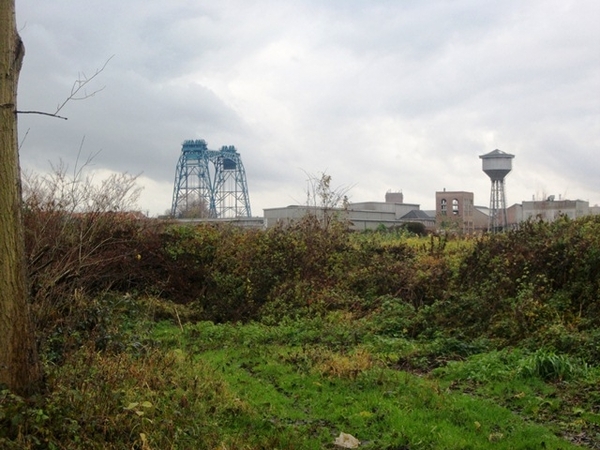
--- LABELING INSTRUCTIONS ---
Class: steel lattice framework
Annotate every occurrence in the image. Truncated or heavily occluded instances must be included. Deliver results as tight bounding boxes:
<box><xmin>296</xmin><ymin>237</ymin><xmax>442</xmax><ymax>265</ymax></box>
<box><xmin>488</xmin><ymin>179</ymin><xmax>508</xmax><ymax>232</ymax></box>
<box><xmin>171</xmin><ymin>140</ymin><xmax>252</xmax><ymax>218</ymax></box>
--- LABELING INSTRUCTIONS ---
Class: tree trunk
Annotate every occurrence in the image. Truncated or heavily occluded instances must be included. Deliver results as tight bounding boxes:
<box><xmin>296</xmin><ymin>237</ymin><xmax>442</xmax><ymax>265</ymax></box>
<box><xmin>0</xmin><ymin>0</ymin><xmax>41</xmax><ymax>394</ymax></box>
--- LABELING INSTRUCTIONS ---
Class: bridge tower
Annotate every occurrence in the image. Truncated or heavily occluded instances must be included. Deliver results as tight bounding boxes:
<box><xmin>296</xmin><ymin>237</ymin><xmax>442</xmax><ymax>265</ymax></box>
<box><xmin>171</xmin><ymin>140</ymin><xmax>252</xmax><ymax>218</ymax></box>
<box><xmin>171</xmin><ymin>140</ymin><xmax>215</xmax><ymax>218</ymax></box>
<box><xmin>212</xmin><ymin>145</ymin><xmax>252</xmax><ymax>218</ymax></box>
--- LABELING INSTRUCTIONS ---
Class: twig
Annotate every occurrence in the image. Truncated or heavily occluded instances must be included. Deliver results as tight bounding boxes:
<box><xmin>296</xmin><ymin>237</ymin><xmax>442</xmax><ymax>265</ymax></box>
<box><xmin>54</xmin><ymin>55</ymin><xmax>114</xmax><ymax>115</ymax></box>
<box><xmin>19</xmin><ymin>127</ymin><xmax>30</xmax><ymax>150</ymax></box>
<box><xmin>174</xmin><ymin>307</ymin><xmax>184</xmax><ymax>332</ymax></box>
<box><xmin>16</xmin><ymin>55</ymin><xmax>114</xmax><ymax>120</ymax></box>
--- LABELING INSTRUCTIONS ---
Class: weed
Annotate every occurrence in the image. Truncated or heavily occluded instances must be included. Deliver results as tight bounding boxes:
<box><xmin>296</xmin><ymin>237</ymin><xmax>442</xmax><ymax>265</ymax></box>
<box><xmin>519</xmin><ymin>349</ymin><xmax>587</xmax><ymax>382</ymax></box>
<box><xmin>315</xmin><ymin>347</ymin><xmax>374</xmax><ymax>379</ymax></box>
<box><xmin>434</xmin><ymin>348</ymin><xmax>525</xmax><ymax>384</ymax></box>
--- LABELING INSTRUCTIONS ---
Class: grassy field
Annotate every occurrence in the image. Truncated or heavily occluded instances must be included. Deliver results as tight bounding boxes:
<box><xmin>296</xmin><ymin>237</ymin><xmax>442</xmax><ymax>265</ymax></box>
<box><xmin>4</xmin><ymin>298</ymin><xmax>595</xmax><ymax>449</ymax></box>
<box><xmin>164</xmin><ymin>315</ymin><xmax>598</xmax><ymax>449</ymax></box>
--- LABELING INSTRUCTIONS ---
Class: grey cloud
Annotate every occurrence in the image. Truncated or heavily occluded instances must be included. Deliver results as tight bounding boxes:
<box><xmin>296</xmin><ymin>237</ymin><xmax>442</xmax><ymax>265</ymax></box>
<box><xmin>15</xmin><ymin>0</ymin><xmax>600</xmax><ymax>215</ymax></box>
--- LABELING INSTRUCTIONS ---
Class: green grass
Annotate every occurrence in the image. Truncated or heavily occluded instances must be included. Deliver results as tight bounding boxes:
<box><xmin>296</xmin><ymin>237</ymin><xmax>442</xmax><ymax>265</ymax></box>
<box><xmin>165</xmin><ymin>318</ymin><xmax>585</xmax><ymax>449</ymax></box>
<box><xmin>198</xmin><ymin>346</ymin><xmax>567</xmax><ymax>449</ymax></box>
<box><xmin>8</xmin><ymin>202</ymin><xmax>600</xmax><ymax>448</ymax></box>
<box><xmin>2</xmin><ymin>304</ymin><xmax>597</xmax><ymax>449</ymax></box>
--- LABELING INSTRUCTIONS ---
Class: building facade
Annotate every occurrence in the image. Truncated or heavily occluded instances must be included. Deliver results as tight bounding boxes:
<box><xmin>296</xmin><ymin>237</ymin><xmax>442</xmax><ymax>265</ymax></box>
<box><xmin>521</xmin><ymin>198</ymin><xmax>589</xmax><ymax>222</ymax></box>
<box><xmin>385</xmin><ymin>191</ymin><xmax>404</xmax><ymax>204</ymax></box>
<box><xmin>435</xmin><ymin>190</ymin><xmax>475</xmax><ymax>233</ymax></box>
<box><xmin>263</xmin><ymin>200</ymin><xmax>436</xmax><ymax>232</ymax></box>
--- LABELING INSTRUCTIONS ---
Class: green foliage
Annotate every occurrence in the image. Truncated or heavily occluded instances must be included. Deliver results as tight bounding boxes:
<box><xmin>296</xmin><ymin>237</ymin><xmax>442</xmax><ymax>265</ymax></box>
<box><xmin>0</xmin><ymin>345</ymin><xmax>265</xmax><ymax>449</ymax></box>
<box><xmin>434</xmin><ymin>347</ymin><xmax>588</xmax><ymax>385</ymax></box>
<box><xmin>366</xmin><ymin>296</ymin><xmax>416</xmax><ymax>337</ymax></box>
<box><xmin>115</xmin><ymin>214</ymin><xmax>600</xmax><ymax>358</ymax></box>
<box><xmin>401</xmin><ymin>221</ymin><xmax>427</xmax><ymax>236</ymax></box>
<box><xmin>434</xmin><ymin>348</ymin><xmax>526</xmax><ymax>383</ymax></box>
<box><xmin>461</xmin><ymin>216</ymin><xmax>600</xmax><ymax>322</ymax></box>
<box><xmin>38</xmin><ymin>291</ymin><xmax>146</xmax><ymax>365</ymax></box>
<box><xmin>4</xmin><ymin>293</ymin><xmax>598</xmax><ymax>448</ymax></box>
<box><xmin>519</xmin><ymin>349</ymin><xmax>588</xmax><ymax>382</ymax></box>
<box><xmin>434</xmin><ymin>346</ymin><xmax>600</xmax><ymax>445</ymax></box>
<box><xmin>173</xmin><ymin>320</ymin><xmax>583</xmax><ymax>449</ymax></box>
<box><xmin>22</xmin><ymin>166</ymin><xmax>149</xmax><ymax>320</ymax></box>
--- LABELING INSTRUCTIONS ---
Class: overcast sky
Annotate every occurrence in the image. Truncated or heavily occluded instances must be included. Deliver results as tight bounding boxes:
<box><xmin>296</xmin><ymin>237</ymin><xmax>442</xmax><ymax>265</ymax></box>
<box><xmin>16</xmin><ymin>0</ymin><xmax>600</xmax><ymax>216</ymax></box>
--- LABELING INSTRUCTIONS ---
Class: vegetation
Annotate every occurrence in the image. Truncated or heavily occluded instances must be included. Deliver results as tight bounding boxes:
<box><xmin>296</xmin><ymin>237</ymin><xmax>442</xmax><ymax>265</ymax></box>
<box><xmin>2</xmin><ymin>177</ymin><xmax>600</xmax><ymax>448</ymax></box>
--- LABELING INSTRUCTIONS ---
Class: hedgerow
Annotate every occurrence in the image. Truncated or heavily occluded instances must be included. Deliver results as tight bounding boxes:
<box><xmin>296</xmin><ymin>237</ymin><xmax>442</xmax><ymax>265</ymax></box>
<box><xmin>22</xmin><ymin>184</ymin><xmax>600</xmax><ymax>364</ymax></box>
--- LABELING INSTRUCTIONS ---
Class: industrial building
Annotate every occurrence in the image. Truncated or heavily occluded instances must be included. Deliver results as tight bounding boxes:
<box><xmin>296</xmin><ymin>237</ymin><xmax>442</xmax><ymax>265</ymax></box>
<box><xmin>507</xmin><ymin>197</ymin><xmax>590</xmax><ymax>224</ymax></box>
<box><xmin>263</xmin><ymin>193</ymin><xmax>594</xmax><ymax>233</ymax></box>
<box><xmin>264</xmin><ymin>192</ymin><xmax>435</xmax><ymax>231</ymax></box>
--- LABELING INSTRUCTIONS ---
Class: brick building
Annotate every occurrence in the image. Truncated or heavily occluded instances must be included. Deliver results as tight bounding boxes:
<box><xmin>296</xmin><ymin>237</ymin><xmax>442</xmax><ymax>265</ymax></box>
<box><xmin>435</xmin><ymin>190</ymin><xmax>475</xmax><ymax>233</ymax></box>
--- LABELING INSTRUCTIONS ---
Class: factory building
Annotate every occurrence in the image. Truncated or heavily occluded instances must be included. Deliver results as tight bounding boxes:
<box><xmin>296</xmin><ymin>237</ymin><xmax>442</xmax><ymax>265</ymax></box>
<box><xmin>264</xmin><ymin>191</ymin><xmax>435</xmax><ymax>231</ymax></box>
<box><xmin>507</xmin><ymin>197</ymin><xmax>590</xmax><ymax>225</ymax></box>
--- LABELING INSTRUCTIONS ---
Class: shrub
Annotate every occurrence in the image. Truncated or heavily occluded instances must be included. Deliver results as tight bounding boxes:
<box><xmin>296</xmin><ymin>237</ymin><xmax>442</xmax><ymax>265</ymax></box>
<box><xmin>22</xmin><ymin>165</ymin><xmax>157</xmax><ymax>345</ymax></box>
<box><xmin>366</xmin><ymin>296</ymin><xmax>416</xmax><ymax>338</ymax></box>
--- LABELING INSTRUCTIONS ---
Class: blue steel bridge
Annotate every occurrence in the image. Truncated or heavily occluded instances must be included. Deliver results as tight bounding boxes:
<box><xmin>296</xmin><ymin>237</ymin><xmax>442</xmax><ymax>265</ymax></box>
<box><xmin>171</xmin><ymin>140</ymin><xmax>252</xmax><ymax>219</ymax></box>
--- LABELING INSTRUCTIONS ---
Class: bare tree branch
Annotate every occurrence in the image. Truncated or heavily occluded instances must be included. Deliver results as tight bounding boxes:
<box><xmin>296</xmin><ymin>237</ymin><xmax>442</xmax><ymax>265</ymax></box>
<box><xmin>16</xmin><ymin>110</ymin><xmax>68</xmax><ymax>120</ymax></box>
<box><xmin>19</xmin><ymin>127</ymin><xmax>30</xmax><ymax>150</ymax></box>
<box><xmin>16</xmin><ymin>55</ymin><xmax>114</xmax><ymax>120</ymax></box>
<box><xmin>301</xmin><ymin>170</ymin><xmax>354</xmax><ymax>230</ymax></box>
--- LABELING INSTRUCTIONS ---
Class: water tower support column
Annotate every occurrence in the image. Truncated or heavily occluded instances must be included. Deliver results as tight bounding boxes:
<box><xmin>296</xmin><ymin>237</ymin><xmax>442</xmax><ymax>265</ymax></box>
<box><xmin>489</xmin><ymin>179</ymin><xmax>508</xmax><ymax>232</ymax></box>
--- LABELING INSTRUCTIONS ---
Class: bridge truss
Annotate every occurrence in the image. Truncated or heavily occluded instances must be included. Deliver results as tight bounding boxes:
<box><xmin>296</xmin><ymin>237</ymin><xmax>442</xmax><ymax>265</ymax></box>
<box><xmin>171</xmin><ymin>140</ymin><xmax>252</xmax><ymax>218</ymax></box>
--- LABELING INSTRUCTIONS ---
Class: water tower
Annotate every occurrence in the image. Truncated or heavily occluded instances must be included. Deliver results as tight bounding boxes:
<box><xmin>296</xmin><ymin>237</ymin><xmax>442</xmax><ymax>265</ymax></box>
<box><xmin>480</xmin><ymin>149</ymin><xmax>514</xmax><ymax>232</ymax></box>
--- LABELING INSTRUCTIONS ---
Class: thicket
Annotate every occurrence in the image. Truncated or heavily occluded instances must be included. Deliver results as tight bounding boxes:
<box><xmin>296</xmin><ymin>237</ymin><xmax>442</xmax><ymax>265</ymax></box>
<box><xmin>20</xmin><ymin>173</ymin><xmax>600</xmax><ymax>365</ymax></box>
<box><xmin>427</xmin><ymin>216</ymin><xmax>600</xmax><ymax>355</ymax></box>
<box><xmin>153</xmin><ymin>214</ymin><xmax>600</xmax><ymax>361</ymax></box>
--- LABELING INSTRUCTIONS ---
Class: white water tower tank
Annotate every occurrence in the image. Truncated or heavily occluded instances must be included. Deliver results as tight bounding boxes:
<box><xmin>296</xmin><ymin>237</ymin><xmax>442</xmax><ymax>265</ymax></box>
<box><xmin>480</xmin><ymin>149</ymin><xmax>514</xmax><ymax>181</ymax></box>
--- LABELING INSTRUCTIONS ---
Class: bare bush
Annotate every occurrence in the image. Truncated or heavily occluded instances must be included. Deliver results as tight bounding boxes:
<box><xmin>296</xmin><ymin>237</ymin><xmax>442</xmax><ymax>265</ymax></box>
<box><xmin>23</xmin><ymin>158</ymin><xmax>141</xmax><ymax>213</ymax></box>
<box><xmin>22</xmin><ymin>160</ymin><xmax>145</xmax><ymax>331</ymax></box>
<box><xmin>304</xmin><ymin>171</ymin><xmax>352</xmax><ymax>230</ymax></box>
<box><xmin>177</xmin><ymin>197</ymin><xmax>211</xmax><ymax>219</ymax></box>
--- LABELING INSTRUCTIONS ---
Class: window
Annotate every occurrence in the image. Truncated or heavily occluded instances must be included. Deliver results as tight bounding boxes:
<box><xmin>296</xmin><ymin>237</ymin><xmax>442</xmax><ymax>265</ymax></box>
<box><xmin>440</xmin><ymin>198</ymin><xmax>447</xmax><ymax>216</ymax></box>
<box><xmin>452</xmin><ymin>199</ymin><xmax>459</xmax><ymax>215</ymax></box>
